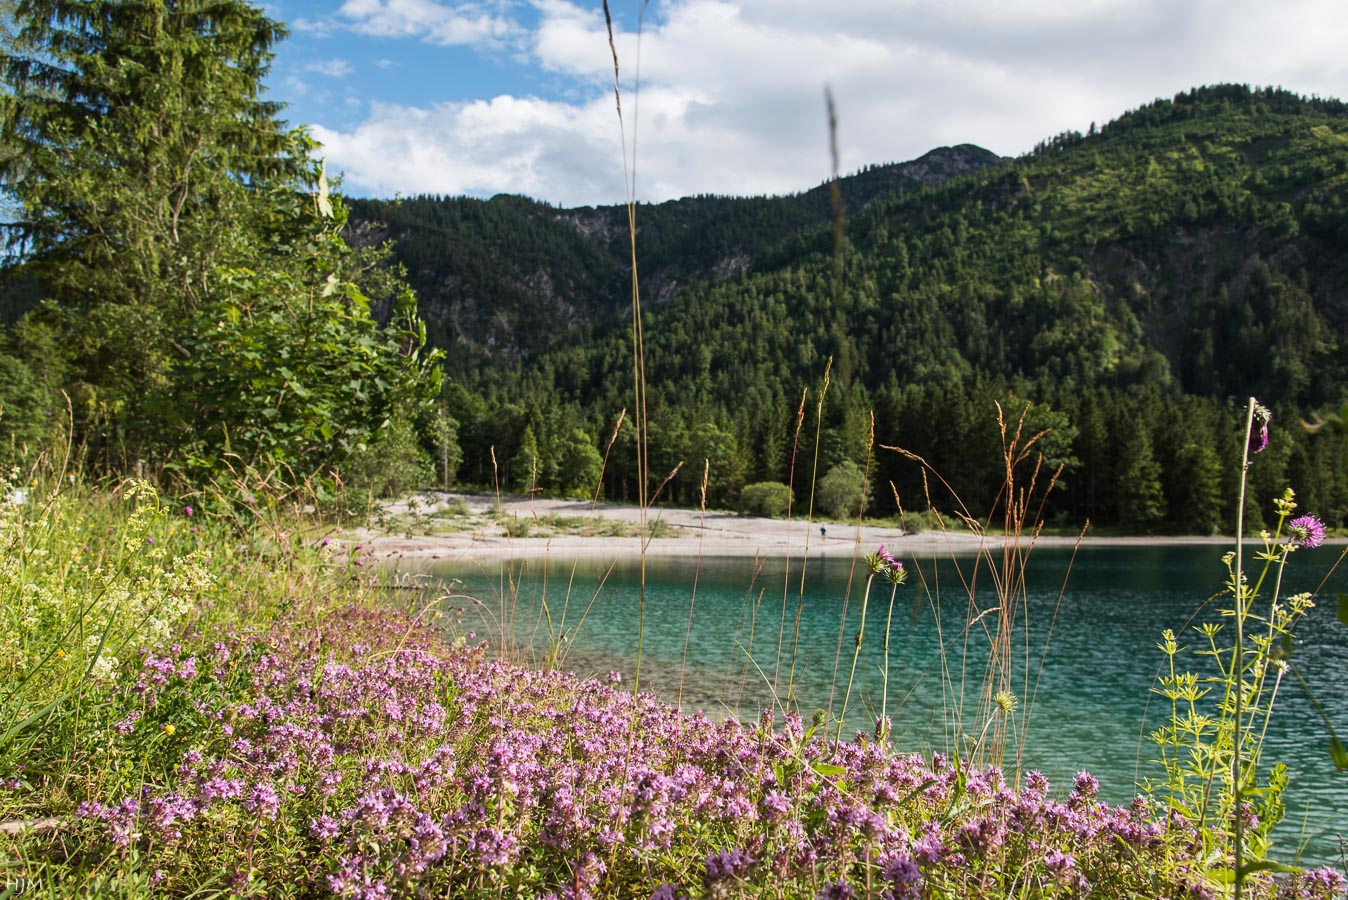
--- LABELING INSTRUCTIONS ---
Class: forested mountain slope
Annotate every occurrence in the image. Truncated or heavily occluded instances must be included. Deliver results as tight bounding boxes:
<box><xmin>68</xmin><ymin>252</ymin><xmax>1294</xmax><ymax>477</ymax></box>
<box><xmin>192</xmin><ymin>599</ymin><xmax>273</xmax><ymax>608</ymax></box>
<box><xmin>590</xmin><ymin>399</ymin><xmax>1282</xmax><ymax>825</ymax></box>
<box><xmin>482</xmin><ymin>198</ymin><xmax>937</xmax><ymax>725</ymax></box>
<box><xmin>348</xmin><ymin>144</ymin><xmax>1003</xmax><ymax>375</ymax></box>
<box><xmin>354</xmin><ymin>85</ymin><xmax>1348</xmax><ymax>533</ymax></box>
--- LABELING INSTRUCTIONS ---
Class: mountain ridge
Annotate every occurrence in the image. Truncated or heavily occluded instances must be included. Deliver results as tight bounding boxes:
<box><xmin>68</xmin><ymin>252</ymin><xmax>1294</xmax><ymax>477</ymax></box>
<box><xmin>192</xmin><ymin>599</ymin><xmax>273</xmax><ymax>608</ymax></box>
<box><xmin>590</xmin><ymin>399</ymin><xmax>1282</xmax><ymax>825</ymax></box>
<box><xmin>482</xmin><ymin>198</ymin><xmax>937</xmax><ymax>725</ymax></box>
<box><xmin>347</xmin><ymin>143</ymin><xmax>1008</xmax><ymax>370</ymax></box>
<box><xmin>350</xmin><ymin>84</ymin><xmax>1348</xmax><ymax>531</ymax></box>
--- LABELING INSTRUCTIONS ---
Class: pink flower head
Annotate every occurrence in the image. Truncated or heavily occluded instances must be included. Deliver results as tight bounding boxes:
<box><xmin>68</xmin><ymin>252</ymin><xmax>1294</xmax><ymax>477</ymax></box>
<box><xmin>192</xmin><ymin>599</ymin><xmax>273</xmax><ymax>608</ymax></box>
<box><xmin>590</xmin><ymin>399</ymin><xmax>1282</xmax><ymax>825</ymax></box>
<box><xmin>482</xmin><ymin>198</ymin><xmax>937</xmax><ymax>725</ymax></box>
<box><xmin>1288</xmin><ymin>515</ymin><xmax>1326</xmax><ymax>549</ymax></box>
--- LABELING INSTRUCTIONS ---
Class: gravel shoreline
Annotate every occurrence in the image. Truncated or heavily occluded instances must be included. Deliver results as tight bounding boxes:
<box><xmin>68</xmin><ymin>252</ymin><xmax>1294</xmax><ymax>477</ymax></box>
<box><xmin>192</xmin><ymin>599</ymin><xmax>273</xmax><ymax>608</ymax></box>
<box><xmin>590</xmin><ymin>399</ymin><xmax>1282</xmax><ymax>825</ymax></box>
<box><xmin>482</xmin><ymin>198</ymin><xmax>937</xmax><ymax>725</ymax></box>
<box><xmin>353</xmin><ymin>491</ymin><xmax>1238</xmax><ymax>567</ymax></box>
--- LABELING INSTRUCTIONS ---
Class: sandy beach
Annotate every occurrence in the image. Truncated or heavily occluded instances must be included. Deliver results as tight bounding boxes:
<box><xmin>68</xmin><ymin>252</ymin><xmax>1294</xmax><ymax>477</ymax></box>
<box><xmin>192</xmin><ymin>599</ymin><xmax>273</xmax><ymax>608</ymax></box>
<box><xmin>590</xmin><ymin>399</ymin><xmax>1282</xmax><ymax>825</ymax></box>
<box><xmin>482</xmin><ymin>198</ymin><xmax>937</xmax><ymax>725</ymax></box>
<box><xmin>352</xmin><ymin>491</ymin><xmax>1235</xmax><ymax>568</ymax></box>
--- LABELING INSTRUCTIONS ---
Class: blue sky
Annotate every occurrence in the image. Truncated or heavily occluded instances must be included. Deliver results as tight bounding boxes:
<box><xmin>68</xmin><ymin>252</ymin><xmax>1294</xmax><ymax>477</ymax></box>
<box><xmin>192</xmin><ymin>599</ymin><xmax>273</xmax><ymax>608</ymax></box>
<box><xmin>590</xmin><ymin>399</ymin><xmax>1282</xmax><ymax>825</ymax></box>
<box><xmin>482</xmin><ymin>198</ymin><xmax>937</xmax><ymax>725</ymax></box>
<box><xmin>262</xmin><ymin>1</ymin><xmax>1348</xmax><ymax>207</ymax></box>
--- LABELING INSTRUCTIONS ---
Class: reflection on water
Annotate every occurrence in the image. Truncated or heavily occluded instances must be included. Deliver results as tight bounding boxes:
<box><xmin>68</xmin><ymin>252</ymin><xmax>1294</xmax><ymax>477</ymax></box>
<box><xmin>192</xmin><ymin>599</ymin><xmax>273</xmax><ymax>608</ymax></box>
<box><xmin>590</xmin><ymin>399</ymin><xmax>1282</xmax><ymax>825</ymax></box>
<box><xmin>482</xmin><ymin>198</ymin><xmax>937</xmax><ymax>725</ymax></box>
<box><xmin>421</xmin><ymin>543</ymin><xmax>1348</xmax><ymax>866</ymax></box>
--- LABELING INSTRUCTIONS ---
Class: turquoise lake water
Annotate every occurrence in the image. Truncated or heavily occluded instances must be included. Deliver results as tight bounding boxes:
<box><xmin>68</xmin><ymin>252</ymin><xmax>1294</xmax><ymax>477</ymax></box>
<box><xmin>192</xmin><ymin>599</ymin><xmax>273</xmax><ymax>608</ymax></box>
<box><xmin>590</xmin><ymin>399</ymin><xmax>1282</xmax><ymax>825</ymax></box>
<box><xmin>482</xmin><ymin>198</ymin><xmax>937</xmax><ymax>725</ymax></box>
<box><xmin>425</xmin><ymin>541</ymin><xmax>1348</xmax><ymax>866</ymax></box>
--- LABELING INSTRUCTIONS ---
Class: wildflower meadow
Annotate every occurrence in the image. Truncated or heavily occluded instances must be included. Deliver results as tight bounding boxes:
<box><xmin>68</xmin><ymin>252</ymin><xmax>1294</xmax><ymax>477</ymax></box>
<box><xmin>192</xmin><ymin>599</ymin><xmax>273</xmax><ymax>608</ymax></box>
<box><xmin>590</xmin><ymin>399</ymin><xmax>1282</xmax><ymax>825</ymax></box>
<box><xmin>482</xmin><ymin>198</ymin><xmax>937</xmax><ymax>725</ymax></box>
<box><xmin>1</xmin><ymin>397</ymin><xmax>1345</xmax><ymax>899</ymax></box>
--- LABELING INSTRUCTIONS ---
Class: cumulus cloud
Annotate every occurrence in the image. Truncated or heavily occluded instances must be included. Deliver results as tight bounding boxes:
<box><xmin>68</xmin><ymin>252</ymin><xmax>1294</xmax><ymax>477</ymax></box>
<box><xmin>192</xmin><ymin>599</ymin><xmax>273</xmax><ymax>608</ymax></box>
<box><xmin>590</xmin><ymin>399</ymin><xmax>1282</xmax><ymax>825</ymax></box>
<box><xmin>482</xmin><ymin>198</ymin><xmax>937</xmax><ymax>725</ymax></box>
<box><xmin>304</xmin><ymin>58</ymin><xmax>354</xmax><ymax>78</ymax></box>
<box><xmin>313</xmin><ymin>95</ymin><xmax>627</xmax><ymax>203</ymax></box>
<box><xmin>290</xmin><ymin>15</ymin><xmax>339</xmax><ymax>37</ymax></box>
<box><xmin>336</xmin><ymin>0</ymin><xmax>518</xmax><ymax>47</ymax></box>
<box><xmin>311</xmin><ymin>0</ymin><xmax>1348</xmax><ymax>205</ymax></box>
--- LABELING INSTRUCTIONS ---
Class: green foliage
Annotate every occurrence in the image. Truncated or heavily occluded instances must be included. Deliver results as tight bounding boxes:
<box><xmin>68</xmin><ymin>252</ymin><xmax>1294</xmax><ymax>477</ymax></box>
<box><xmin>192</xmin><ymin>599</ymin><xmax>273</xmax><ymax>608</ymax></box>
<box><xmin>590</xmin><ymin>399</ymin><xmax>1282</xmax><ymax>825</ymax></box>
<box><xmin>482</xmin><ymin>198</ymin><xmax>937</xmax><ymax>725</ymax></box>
<box><xmin>0</xmin><ymin>343</ymin><xmax>50</xmax><ymax>466</ymax></box>
<box><xmin>554</xmin><ymin>427</ymin><xmax>604</xmax><ymax>496</ymax></box>
<box><xmin>173</xmin><ymin>269</ymin><xmax>439</xmax><ymax>482</ymax></box>
<box><xmin>372</xmin><ymin>85</ymin><xmax>1348</xmax><ymax>531</ymax></box>
<box><xmin>0</xmin><ymin>477</ymin><xmax>206</xmax><ymax>781</ymax></box>
<box><xmin>342</xmin><ymin>413</ymin><xmax>436</xmax><ymax>501</ymax></box>
<box><xmin>1117</xmin><ymin>425</ymin><xmax>1167</xmax><ymax>532</ymax></box>
<box><xmin>1149</xmin><ymin>491</ymin><xmax>1321</xmax><ymax>879</ymax></box>
<box><xmin>814</xmin><ymin>459</ymin><xmax>871</xmax><ymax>519</ymax></box>
<box><xmin>0</xmin><ymin>0</ymin><xmax>443</xmax><ymax>488</ymax></box>
<box><xmin>739</xmin><ymin>481</ymin><xmax>793</xmax><ymax>518</ymax></box>
<box><xmin>0</xmin><ymin>0</ymin><xmax>306</xmax><ymax>463</ymax></box>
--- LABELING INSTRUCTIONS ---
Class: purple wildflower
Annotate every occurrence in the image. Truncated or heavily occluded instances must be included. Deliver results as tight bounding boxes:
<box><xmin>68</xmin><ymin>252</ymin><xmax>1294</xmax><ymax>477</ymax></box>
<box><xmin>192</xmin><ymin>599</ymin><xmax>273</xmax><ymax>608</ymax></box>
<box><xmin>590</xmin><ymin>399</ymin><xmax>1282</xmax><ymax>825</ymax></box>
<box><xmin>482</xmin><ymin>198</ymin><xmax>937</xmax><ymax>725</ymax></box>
<box><xmin>246</xmin><ymin>782</ymin><xmax>280</xmax><ymax>819</ymax></box>
<box><xmin>881</xmin><ymin>854</ymin><xmax>921</xmax><ymax>900</ymax></box>
<box><xmin>311</xmin><ymin>815</ymin><xmax>341</xmax><ymax>840</ymax></box>
<box><xmin>875</xmin><ymin>715</ymin><xmax>892</xmax><ymax>741</ymax></box>
<box><xmin>184</xmin><ymin>505</ymin><xmax>193</xmax><ymax>517</ymax></box>
<box><xmin>1288</xmin><ymin>515</ymin><xmax>1326</xmax><ymax>549</ymax></box>
<box><xmin>1249</xmin><ymin>402</ymin><xmax>1272</xmax><ymax>455</ymax></box>
<box><xmin>1298</xmin><ymin>868</ymin><xmax>1347</xmax><ymax>899</ymax></box>
<box><xmin>704</xmin><ymin>848</ymin><xmax>754</xmax><ymax>884</ymax></box>
<box><xmin>1044</xmin><ymin>849</ymin><xmax>1075</xmax><ymax>872</ymax></box>
<box><xmin>1070</xmin><ymin>771</ymin><xmax>1099</xmax><ymax>802</ymax></box>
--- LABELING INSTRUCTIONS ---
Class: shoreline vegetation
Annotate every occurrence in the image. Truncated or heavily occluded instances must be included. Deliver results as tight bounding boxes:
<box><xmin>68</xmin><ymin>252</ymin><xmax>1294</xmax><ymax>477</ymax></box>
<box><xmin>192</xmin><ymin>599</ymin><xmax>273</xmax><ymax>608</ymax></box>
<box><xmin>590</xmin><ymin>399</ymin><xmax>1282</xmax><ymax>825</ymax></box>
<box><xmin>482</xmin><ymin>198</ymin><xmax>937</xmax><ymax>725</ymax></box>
<box><xmin>4</xmin><ymin>476</ymin><xmax>1346</xmax><ymax>898</ymax></box>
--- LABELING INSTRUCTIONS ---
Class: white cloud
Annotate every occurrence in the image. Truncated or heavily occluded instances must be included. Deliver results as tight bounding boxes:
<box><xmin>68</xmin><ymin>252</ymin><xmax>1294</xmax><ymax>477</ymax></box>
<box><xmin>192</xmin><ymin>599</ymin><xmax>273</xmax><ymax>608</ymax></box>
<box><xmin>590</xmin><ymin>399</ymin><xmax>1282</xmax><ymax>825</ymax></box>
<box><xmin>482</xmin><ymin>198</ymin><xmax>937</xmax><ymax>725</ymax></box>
<box><xmin>304</xmin><ymin>58</ymin><xmax>355</xmax><ymax>78</ymax></box>
<box><xmin>311</xmin><ymin>0</ymin><xmax>1348</xmax><ymax>205</ymax></box>
<box><xmin>290</xmin><ymin>15</ymin><xmax>338</xmax><ymax>36</ymax></box>
<box><xmin>336</xmin><ymin>0</ymin><xmax>518</xmax><ymax>47</ymax></box>
<box><xmin>313</xmin><ymin>95</ymin><xmax>628</xmax><ymax>203</ymax></box>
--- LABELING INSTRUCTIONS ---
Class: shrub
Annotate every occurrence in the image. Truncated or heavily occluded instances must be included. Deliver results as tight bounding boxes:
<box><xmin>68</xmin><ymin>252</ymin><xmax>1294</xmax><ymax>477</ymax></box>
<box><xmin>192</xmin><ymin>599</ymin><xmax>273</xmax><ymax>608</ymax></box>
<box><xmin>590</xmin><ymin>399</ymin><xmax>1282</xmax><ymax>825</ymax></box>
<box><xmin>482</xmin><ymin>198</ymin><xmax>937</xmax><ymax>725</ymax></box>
<box><xmin>814</xmin><ymin>460</ymin><xmax>871</xmax><ymax>519</ymax></box>
<box><xmin>342</xmin><ymin>413</ymin><xmax>436</xmax><ymax>501</ymax></box>
<box><xmin>739</xmin><ymin>481</ymin><xmax>793</xmax><ymax>518</ymax></box>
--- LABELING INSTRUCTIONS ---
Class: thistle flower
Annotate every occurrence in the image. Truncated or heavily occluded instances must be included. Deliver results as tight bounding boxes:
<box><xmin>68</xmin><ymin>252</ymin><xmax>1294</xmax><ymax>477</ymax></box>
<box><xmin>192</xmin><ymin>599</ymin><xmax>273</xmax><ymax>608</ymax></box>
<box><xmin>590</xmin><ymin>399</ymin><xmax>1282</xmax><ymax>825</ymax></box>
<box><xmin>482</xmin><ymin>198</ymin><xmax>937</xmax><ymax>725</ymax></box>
<box><xmin>883</xmin><ymin>557</ymin><xmax>907</xmax><ymax>586</ymax></box>
<box><xmin>1249</xmin><ymin>402</ymin><xmax>1272</xmax><ymax>455</ymax></box>
<box><xmin>866</xmin><ymin>545</ymin><xmax>909</xmax><ymax>585</ymax></box>
<box><xmin>1287</xmin><ymin>515</ymin><xmax>1326</xmax><ymax>549</ymax></box>
<box><xmin>866</xmin><ymin>544</ymin><xmax>896</xmax><ymax>574</ymax></box>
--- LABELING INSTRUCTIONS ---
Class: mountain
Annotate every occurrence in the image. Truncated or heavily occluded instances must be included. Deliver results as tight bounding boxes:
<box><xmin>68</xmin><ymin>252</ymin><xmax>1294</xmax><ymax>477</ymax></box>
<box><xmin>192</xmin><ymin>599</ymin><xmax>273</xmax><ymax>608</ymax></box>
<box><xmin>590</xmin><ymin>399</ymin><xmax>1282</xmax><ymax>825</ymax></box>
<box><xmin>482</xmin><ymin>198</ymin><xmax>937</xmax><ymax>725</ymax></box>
<box><xmin>347</xmin><ymin>144</ymin><xmax>1006</xmax><ymax>376</ymax></box>
<box><xmin>350</xmin><ymin>85</ymin><xmax>1348</xmax><ymax>532</ymax></box>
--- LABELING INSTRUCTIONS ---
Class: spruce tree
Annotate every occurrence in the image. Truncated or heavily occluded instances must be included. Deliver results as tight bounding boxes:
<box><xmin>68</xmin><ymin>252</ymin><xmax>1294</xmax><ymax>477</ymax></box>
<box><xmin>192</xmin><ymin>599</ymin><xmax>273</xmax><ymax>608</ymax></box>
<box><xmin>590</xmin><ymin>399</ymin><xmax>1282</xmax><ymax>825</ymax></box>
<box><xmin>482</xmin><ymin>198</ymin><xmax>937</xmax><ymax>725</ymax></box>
<box><xmin>0</xmin><ymin>0</ymin><xmax>307</xmax><ymax>466</ymax></box>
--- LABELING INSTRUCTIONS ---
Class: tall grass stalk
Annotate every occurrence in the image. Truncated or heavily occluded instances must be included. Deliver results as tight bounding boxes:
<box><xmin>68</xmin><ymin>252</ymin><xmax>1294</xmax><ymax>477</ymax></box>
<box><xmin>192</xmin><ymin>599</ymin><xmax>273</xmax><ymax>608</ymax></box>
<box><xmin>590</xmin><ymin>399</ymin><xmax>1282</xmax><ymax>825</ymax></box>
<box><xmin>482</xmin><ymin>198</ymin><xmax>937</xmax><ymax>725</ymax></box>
<box><xmin>879</xmin><ymin>403</ymin><xmax>1067</xmax><ymax>773</ymax></box>
<box><xmin>675</xmin><ymin>459</ymin><xmax>710</xmax><ymax>709</ymax></box>
<box><xmin>786</xmin><ymin>360</ymin><xmax>832</xmax><ymax>715</ymax></box>
<box><xmin>1233</xmin><ymin>398</ymin><xmax>1257</xmax><ymax>900</ymax></box>
<box><xmin>776</xmin><ymin>386</ymin><xmax>811</xmax><ymax>712</ymax></box>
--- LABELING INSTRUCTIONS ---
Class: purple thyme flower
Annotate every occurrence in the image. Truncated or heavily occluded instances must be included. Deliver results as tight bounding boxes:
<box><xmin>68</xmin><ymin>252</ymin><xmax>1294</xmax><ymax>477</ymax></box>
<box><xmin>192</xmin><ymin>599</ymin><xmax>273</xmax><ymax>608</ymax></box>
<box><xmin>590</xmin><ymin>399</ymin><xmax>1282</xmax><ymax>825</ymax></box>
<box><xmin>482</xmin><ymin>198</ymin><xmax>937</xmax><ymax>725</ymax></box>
<box><xmin>881</xmin><ymin>854</ymin><xmax>921</xmax><ymax>900</ymax></box>
<box><xmin>1299</xmin><ymin>868</ymin><xmax>1347</xmax><ymax>898</ymax></box>
<box><xmin>1070</xmin><ymin>771</ymin><xmax>1099</xmax><ymax>802</ymax></box>
<box><xmin>704</xmin><ymin>848</ymin><xmax>754</xmax><ymax>884</ymax></box>
<box><xmin>1044</xmin><ymin>849</ymin><xmax>1075</xmax><ymax>872</ymax></box>
<box><xmin>1288</xmin><ymin>515</ymin><xmax>1326</xmax><ymax>549</ymax></box>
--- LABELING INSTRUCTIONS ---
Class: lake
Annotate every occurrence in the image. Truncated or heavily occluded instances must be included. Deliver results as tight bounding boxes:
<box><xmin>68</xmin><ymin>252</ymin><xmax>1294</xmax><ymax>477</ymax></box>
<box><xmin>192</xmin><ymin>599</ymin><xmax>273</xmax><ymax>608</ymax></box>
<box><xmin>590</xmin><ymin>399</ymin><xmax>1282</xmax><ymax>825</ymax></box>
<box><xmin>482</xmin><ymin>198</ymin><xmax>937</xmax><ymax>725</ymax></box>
<box><xmin>423</xmin><ymin>541</ymin><xmax>1348</xmax><ymax>866</ymax></box>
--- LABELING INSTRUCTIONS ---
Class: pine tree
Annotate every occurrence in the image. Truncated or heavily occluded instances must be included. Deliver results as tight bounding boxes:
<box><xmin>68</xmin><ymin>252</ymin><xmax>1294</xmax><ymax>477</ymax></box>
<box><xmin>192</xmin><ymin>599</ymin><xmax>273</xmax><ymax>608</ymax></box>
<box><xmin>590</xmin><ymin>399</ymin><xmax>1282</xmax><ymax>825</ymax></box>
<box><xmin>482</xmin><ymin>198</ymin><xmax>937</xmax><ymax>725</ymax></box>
<box><xmin>1118</xmin><ymin>425</ymin><xmax>1168</xmax><ymax>532</ymax></box>
<box><xmin>0</xmin><ymin>0</ymin><xmax>309</xmax><ymax>466</ymax></box>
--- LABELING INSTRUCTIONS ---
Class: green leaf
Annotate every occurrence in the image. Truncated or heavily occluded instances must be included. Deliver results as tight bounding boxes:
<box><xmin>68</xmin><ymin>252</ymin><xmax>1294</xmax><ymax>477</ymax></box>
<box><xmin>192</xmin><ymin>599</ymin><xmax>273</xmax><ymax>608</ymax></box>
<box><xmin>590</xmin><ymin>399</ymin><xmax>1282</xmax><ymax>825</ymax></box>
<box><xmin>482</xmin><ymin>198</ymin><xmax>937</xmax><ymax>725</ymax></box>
<box><xmin>1337</xmin><ymin>593</ymin><xmax>1348</xmax><ymax>627</ymax></box>
<box><xmin>1330</xmin><ymin>736</ymin><xmax>1348</xmax><ymax>771</ymax></box>
<box><xmin>1237</xmin><ymin>859</ymin><xmax>1300</xmax><ymax>877</ymax></box>
<box><xmin>810</xmin><ymin>762</ymin><xmax>847</xmax><ymax>777</ymax></box>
